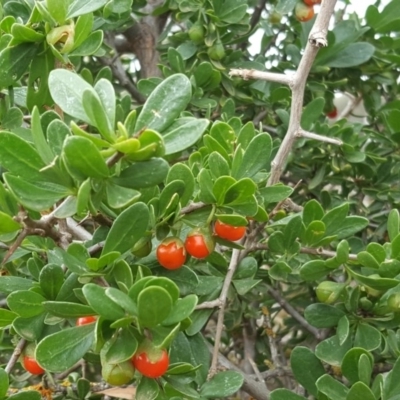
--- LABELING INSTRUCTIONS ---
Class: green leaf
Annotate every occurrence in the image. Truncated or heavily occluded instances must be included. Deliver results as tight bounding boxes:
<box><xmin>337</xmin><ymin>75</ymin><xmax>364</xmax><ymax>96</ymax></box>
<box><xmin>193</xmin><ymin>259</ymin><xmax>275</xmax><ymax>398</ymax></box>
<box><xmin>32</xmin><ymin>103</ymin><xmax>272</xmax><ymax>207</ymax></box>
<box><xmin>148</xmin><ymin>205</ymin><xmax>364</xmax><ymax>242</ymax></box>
<box><xmin>63</xmin><ymin>136</ymin><xmax>109</xmax><ymax>179</ymax></box>
<box><xmin>283</xmin><ymin>215</ymin><xmax>303</xmax><ymax>249</ymax></box>
<box><xmin>326</xmin><ymin>43</ymin><xmax>375</xmax><ymax>68</ymax></box>
<box><xmin>74</xmin><ymin>13</ymin><xmax>93</xmax><ymax>48</ymax></box>
<box><xmin>67</xmin><ymin>0</ymin><xmax>108</xmax><ymax>18</ymax></box>
<box><xmin>342</xmin><ymin>348</ymin><xmax>373</xmax><ymax>385</ymax></box>
<box><xmin>39</xmin><ymin>264</ymin><xmax>64</xmax><ymax>300</ymax></box>
<box><xmin>82</xmin><ymin>283</ymin><xmax>125</xmax><ymax>320</ymax></box>
<box><xmin>7</xmin><ymin>290</ymin><xmax>45</xmax><ymax>317</ymax></box>
<box><xmin>47</xmin><ymin>0</ymin><xmax>69</xmax><ymax>24</ymax></box>
<box><xmin>208</xmin><ymin>152</ymin><xmax>231</xmax><ymax>179</ymax></box>
<box><xmin>105</xmin><ymin>287</ymin><xmax>137</xmax><ymax>315</ymax></box>
<box><xmin>233</xmin><ymin>278</ymin><xmax>262</xmax><ymax>295</ymax></box>
<box><xmin>337</xmin><ymin>316</ymin><xmax>350</xmax><ymax>346</ymax></box>
<box><xmin>388</xmin><ymin>209</ymin><xmax>400</xmax><ymax>242</ymax></box>
<box><xmin>354</xmin><ymin>323</ymin><xmax>381</xmax><ymax>351</ymax></box>
<box><xmin>301</xmin><ymin>98</ymin><xmax>325</xmax><ymax>130</ymax></box>
<box><xmin>4</xmin><ymin>173</ymin><xmax>70</xmax><ymax>212</ymax></box>
<box><xmin>322</xmin><ymin>203</ymin><xmax>349</xmax><ymax>236</ymax></box>
<box><xmin>13</xmin><ymin>314</ymin><xmax>45</xmax><ymax>341</ymax></box>
<box><xmin>223</xmin><ymin>178</ymin><xmax>256</xmax><ymax>204</ymax></box>
<box><xmin>166</xmin><ymin>163</ymin><xmax>195</xmax><ymax>206</ymax></box>
<box><xmin>232</xmin><ymin>133</ymin><xmax>272</xmax><ymax>179</ymax></box>
<box><xmin>48</xmin><ymin>69</ymin><xmax>95</xmax><ymax>124</ymax></box>
<box><xmin>200</xmin><ymin>371</ymin><xmax>244</xmax><ymax>398</ymax></box>
<box><xmin>106</xmin><ymin>182</ymin><xmax>140</xmax><ymax>209</ymax></box>
<box><xmin>0</xmin><ymin>277</ymin><xmax>34</xmax><ymax>294</ymax></box>
<box><xmin>291</xmin><ymin>346</ymin><xmax>325</xmax><ymax>397</ymax></box>
<box><xmin>70</xmin><ymin>30</ymin><xmax>103</xmax><ymax>56</ymax></box>
<box><xmin>346</xmin><ymin>382</ymin><xmax>376</xmax><ymax>400</ymax></box>
<box><xmin>0</xmin><ymin>368</ymin><xmax>8</xmax><ymax>398</ymax></box>
<box><xmin>260</xmin><ymin>184</ymin><xmax>293</xmax><ymax>204</ymax></box>
<box><xmin>270</xmin><ymin>389</ymin><xmax>307</xmax><ymax>400</ymax></box>
<box><xmin>303</xmin><ymin>199</ymin><xmax>324</xmax><ymax>226</ymax></box>
<box><xmin>94</xmin><ymin>78</ymin><xmax>116</xmax><ymax>130</ymax></box>
<box><xmin>349</xmin><ymin>269</ymin><xmax>399</xmax><ymax>291</ymax></box>
<box><xmin>137</xmin><ymin>286</ymin><xmax>173</xmax><ymax>328</ymax></box>
<box><xmin>358</xmin><ymin>354</ymin><xmax>372</xmax><ymax>386</ymax></box>
<box><xmin>357</xmin><ymin>251</ymin><xmax>380</xmax><ymax>269</ymax></box>
<box><xmin>316</xmin><ymin>374</ymin><xmax>349</xmax><ymax>400</ymax></box>
<box><xmin>304</xmin><ymin>304</ymin><xmax>345</xmax><ymax>328</ymax></box>
<box><xmin>102</xmin><ymin>327</ymin><xmax>138</xmax><ymax>364</ymax></box>
<box><xmin>112</xmin><ymin>158</ymin><xmax>169</xmax><ymax>189</ymax></box>
<box><xmin>82</xmin><ymin>88</ymin><xmax>114</xmax><ymax>141</ymax></box>
<box><xmin>337</xmin><ymin>217</ymin><xmax>369</xmax><ymax>239</ymax></box>
<box><xmin>0</xmin><ymin>131</ymin><xmax>45</xmax><ymax>179</ymax></box>
<box><xmin>303</xmin><ymin>221</ymin><xmax>326</xmax><ymax>246</ymax></box>
<box><xmin>102</xmin><ymin>202</ymin><xmax>149</xmax><ymax>255</ymax></box>
<box><xmin>384</xmin><ymin>355</ymin><xmax>400</xmax><ymax>398</ymax></box>
<box><xmin>31</xmin><ymin>106</ymin><xmax>55</xmax><ymax>164</ymax></box>
<box><xmin>0</xmin><ymin>211</ymin><xmax>21</xmax><ymax>234</ymax></box>
<box><xmin>135</xmin><ymin>74</ymin><xmax>192</xmax><ymax>133</ymax></box>
<box><xmin>145</xmin><ymin>277</ymin><xmax>180</xmax><ymax>303</ymax></box>
<box><xmin>36</xmin><ymin>324</ymin><xmax>95</xmax><ymax>372</ymax></box>
<box><xmin>43</xmin><ymin>301</ymin><xmax>95</xmax><ymax>318</ymax></box>
<box><xmin>316</xmin><ymin>334</ymin><xmax>352</xmax><ymax>366</ymax></box>
<box><xmin>136</xmin><ymin>376</ymin><xmax>159</xmax><ymax>400</ymax></box>
<box><xmin>162</xmin><ymin>295</ymin><xmax>198</xmax><ymax>326</ymax></box>
<box><xmin>163</xmin><ymin>117</ymin><xmax>208</xmax><ymax>155</ymax></box>
<box><xmin>0</xmin><ymin>43</ymin><xmax>38</xmax><ymax>88</ymax></box>
<box><xmin>0</xmin><ymin>308</ymin><xmax>17</xmax><ymax>327</ymax></box>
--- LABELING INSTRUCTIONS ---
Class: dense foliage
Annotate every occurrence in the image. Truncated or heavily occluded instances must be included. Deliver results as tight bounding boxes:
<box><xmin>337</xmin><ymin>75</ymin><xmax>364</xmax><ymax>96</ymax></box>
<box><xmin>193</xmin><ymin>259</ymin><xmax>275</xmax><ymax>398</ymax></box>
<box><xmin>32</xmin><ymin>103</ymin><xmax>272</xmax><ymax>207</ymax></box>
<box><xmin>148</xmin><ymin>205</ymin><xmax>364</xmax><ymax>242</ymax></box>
<box><xmin>1</xmin><ymin>0</ymin><xmax>400</xmax><ymax>399</ymax></box>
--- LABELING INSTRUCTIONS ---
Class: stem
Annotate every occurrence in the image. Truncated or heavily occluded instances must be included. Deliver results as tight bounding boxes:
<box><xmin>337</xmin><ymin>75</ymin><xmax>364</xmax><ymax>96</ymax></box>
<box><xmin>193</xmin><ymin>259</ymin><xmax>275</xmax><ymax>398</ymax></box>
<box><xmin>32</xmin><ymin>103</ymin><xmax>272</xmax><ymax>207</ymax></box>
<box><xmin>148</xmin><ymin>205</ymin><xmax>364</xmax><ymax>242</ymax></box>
<box><xmin>5</xmin><ymin>339</ymin><xmax>26</xmax><ymax>374</ymax></box>
<box><xmin>208</xmin><ymin>248</ymin><xmax>242</xmax><ymax>378</ymax></box>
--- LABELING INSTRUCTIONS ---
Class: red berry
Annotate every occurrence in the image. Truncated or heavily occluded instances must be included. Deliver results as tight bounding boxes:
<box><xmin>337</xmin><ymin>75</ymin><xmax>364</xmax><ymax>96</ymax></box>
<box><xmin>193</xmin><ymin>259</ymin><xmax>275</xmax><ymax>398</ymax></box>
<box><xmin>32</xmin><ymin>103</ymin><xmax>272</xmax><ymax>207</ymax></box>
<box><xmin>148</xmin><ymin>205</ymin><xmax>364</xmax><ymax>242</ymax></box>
<box><xmin>295</xmin><ymin>3</ymin><xmax>315</xmax><ymax>22</ymax></box>
<box><xmin>76</xmin><ymin>316</ymin><xmax>97</xmax><ymax>326</ymax></box>
<box><xmin>214</xmin><ymin>220</ymin><xmax>247</xmax><ymax>242</ymax></box>
<box><xmin>303</xmin><ymin>0</ymin><xmax>321</xmax><ymax>6</ymax></box>
<box><xmin>156</xmin><ymin>237</ymin><xmax>186</xmax><ymax>270</ymax></box>
<box><xmin>23</xmin><ymin>355</ymin><xmax>45</xmax><ymax>375</ymax></box>
<box><xmin>185</xmin><ymin>229</ymin><xmax>214</xmax><ymax>259</ymax></box>
<box><xmin>131</xmin><ymin>348</ymin><xmax>169</xmax><ymax>378</ymax></box>
<box><xmin>326</xmin><ymin>107</ymin><xmax>338</xmax><ymax>119</ymax></box>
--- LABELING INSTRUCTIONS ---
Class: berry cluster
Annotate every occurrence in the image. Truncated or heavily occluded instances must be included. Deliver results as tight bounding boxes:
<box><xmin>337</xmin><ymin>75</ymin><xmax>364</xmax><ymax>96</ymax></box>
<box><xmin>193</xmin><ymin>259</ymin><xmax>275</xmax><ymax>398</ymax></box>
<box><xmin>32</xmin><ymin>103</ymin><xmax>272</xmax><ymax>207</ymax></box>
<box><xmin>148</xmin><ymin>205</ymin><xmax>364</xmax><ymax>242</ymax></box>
<box><xmin>156</xmin><ymin>220</ymin><xmax>247</xmax><ymax>270</ymax></box>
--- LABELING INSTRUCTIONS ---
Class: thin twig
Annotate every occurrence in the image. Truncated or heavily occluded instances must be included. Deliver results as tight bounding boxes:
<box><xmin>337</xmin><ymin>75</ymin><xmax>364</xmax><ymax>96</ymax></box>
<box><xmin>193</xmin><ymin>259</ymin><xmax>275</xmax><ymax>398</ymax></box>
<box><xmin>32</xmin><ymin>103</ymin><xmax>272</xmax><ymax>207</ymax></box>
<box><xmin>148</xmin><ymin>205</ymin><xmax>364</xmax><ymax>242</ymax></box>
<box><xmin>208</xmin><ymin>248</ymin><xmax>242</xmax><ymax>379</ymax></box>
<box><xmin>267</xmin><ymin>286</ymin><xmax>322</xmax><ymax>339</ymax></box>
<box><xmin>297</xmin><ymin>129</ymin><xmax>343</xmax><ymax>146</ymax></box>
<box><xmin>229</xmin><ymin>68</ymin><xmax>293</xmax><ymax>86</ymax></box>
<box><xmin>5</xmin><ymin>338</ymin><xmax>26</xmax><ymax>374</ymax></box>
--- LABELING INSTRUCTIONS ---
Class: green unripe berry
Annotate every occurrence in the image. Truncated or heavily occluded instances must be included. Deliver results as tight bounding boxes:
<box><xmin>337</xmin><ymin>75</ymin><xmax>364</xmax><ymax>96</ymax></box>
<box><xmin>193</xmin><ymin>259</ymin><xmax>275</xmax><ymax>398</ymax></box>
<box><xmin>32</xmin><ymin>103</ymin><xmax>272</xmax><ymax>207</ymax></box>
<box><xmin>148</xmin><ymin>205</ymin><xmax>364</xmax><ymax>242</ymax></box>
<box><xmin>189</xmin><ymin>21</ymin><xmax>204</xmax><ymax>44</ymax></box>
<box><xmin>316</xmin><ymin>281</ymin><xmax>345</xmax><ymax>304</ymax></box>
<box><xmin>102</xmin><ymin>361</ymin><xmax>135</xmax><ymax>386</ymax></box>
<box><xmin>207</xmin><ymin>39</ymin><xmax>225</xmax><ymax>61</ymax></box>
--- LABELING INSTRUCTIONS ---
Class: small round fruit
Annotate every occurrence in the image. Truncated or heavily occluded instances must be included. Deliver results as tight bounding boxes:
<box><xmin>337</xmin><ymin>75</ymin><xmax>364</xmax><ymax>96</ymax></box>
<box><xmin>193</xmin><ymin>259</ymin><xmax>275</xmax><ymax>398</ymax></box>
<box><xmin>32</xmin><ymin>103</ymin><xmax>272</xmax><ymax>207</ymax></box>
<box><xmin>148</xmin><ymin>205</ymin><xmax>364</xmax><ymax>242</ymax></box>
<box><xmin>214</xmin><ymin>220</ymin><xmax>247</xmax><ymax>241</ymax></box>
<box><xmin>23</xmin><ymin>356</ymin><xmax>45</xmax><ymax>375</ymax></box>
<box><xmin>132</xmin><ymin>349</ymin><xmax>169</xmax><ymax>379</ymax></box>
<box><xmin>303</xmin><ymin>0</ymin><xmax>321</xmax><ymax>5</ymax></box>
<box><xmin>189</xmin><ymin>21</ymin><xmax>204</xmax><ymax>44</ymax></box>
<box><xmin>326</xmin><ymin>107</ymin><xmax>338</xmax><ymax>119</ymax></box>
<box><xmin>295</xmin><ymin>3</ymin><xmax>315</xmax><ymax>22</ymax></box>
<box><xmin>102</xmin><ymin>360</ymin><xmax>135</xmax><ymax>386</ymax></box>
<box><xmin>156</xmin><ymin>237</ymin><xmax>186</xmax><ymax>270</ymax></box>
<box><xmin>132</xmin><ymin>239</ymin><xmax>153</xmax><ymax>258</ymax></box>
<box><xmin>207</xmin><ymin>39</ymin><xmax>225</xmax><ymax>61</ymax></box>
<box><xmin>316</xmin><ymin>281</ymin><xmax>345</xmax><ymax>304</ymax></box>
<box><xmin>185</xmin><ymin>230</ymin><xmax>215</xmax><ymax>259</ymax></box>
<box><xmin>76</xmin><ymin>316</ymin><xmax>97</xmax><ymax>326</ymax></box>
